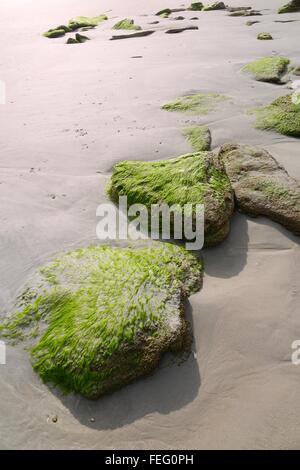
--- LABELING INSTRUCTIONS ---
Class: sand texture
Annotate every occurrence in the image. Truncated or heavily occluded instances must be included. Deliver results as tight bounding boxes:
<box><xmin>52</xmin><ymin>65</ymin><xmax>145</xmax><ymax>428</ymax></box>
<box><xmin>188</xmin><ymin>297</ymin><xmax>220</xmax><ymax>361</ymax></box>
<box><xmin>0</xmin><ymin>0</ymin><xmax>299</xmax><ymax>450</ymax></box>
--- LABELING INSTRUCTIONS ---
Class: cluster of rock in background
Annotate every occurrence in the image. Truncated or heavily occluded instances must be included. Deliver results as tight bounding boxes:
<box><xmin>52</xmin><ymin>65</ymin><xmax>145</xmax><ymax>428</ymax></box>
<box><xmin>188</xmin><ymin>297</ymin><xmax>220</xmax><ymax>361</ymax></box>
<box><xmin>0</xmin><ymin>1</ymin><xmax>299</xmax><ymax>399</ymax></box>
<box><xmin>42</xmin><ymin>1</ymin><xmax>300</xmax><ymax>42</ymax></box>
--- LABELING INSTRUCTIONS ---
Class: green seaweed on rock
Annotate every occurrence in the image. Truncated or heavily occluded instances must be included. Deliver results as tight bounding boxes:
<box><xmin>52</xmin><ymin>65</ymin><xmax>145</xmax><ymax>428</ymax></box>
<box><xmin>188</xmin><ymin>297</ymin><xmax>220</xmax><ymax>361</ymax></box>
<box><xmin>0</xmin><ymin>244</ymin><xmax>203</xmax><ymax>398</ymax></box>
<box><xmin>251</xmin><ymin>94</ymin><xmax>300</xmax><ymax>137</ymax></box>
<box><xmin>107</xmin><ymin>152</ymin><xmax>234</xmax><ymax>246</ymax></box>
<box><xmin>241</xmin><ymin>56</ymin><xmax>290</xmax><ymax>83</ymax></box>
<box><xmin>161</xmin><ymin>92</ymin><xmax>227</xmax><ymax>115</ymax></box>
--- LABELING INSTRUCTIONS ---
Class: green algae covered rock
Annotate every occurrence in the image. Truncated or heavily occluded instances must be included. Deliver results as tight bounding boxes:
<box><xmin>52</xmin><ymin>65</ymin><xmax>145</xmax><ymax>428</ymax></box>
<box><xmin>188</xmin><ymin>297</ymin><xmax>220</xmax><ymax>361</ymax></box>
<box><xmin>257</xmin><ymin>32</ymin><xmax>273</xmax><ymax>40</ymax></box>
<box><xmin>0</xmin><ymin>243</ymin><xmax>203</xmax><ymax>398</ymax></box>
<box><xmin>112</xmin><ymin>19</ymin><xmax>142</xmax><ymax>30</ymax></box>
<box><xmin>203</xmin><ymin>2</ymin><xmax>226</xmax><ymax>11</ymax></box>
<box><xmin>66</xmin><ymin>37</ymin><xmax>79</xmax><ymax>44</ymax></box>
<box><xmin>188</xmin><ymin>2</ymin><xmax>204</xmax><ymax>10</ymax></box>
<box><xmin>68</xmin><ymin>14</ymin><xmax>108</xmax><ymax>30</ymax></box>
<box><xmin>241</xmin><ymin>56</ymin><xmax>290</xmax><ymax>83</ymax></box>
<box><xmin>43</xmin><ymin>28</ymin><xmax>67</xmax><ymax>38</ymax></box>
<box><xmin>156</xmin><ymin>8</ymin><xmax>172</xmax><ymax>17</ymax></box>
<box><xmin>108</xmin><ymin>152</ymin><xmax>234</xmax><ymax>246</ymax></box>
<box><xmin>161</xmin><ymin>92</ymin><xmax>227</xmax><ymax>115</ymax></box>
<box><xmin>43</xmin><ymin>25</ymin><xmax>73</xmax><ymax>38</ymax></box>
<box><xmin>219</xmin><ymin>144</ymin><xmax>300</xmax><ymax>235</ymax></box>
<box><xmin>251</xmin><ymin>94</ymin><xmax>300</xmax><ymax>137</ymax></box>
<box><xmin>182</xmin><ymin>126</ymin><xmax>212</xmax><ymax>151</ymax></box>
<box><xmin>278</xmin><ymin>0</ymin><xmax>300</xmax><ymax>13</ymax></box>
<box><xmin>43</xmin><ymin>14</ymin><xmax>107</xmax><ymax>38</ymax></box>
<box><xmin>66</xmin><ymin>34</ymin><xmax>90</xmax><ymax>44</ymax></box>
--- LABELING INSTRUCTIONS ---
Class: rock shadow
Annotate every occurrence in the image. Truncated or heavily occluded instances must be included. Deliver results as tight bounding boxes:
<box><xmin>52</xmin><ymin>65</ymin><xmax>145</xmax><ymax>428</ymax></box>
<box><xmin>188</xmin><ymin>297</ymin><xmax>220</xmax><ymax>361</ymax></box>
<box><xmin>202</xmin><ymin>211</ymin><xmax>249</xmax><ymax>278</ymax></box>
<box><xmin>52</xmin><ymin>299</ymin><xmax>201</xmax><ymax>430</ymax></box>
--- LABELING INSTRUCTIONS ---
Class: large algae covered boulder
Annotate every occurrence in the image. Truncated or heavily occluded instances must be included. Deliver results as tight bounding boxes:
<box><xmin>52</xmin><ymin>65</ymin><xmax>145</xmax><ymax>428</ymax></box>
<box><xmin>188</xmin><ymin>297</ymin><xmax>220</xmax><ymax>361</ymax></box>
<box><xmin>219</xmin><ymin>144</ymin><xmax>300</xmax><ymax>235</ymax></box>
<box><xmin>43</xmin><ymin>27</ymin><xmax>70</xmax><ymax>38</ymax></box>
<box><xmin>278</xmin><ymin>0</ymin><xmax>300</xmax><ymax>13</ymax></box>
<box><xmin>43</xmin><ymin>15</ymin><xmax>107</xmax><ymax>38</ymax></box>
<box><xmin>182</xmin><ymin>126</ymin><xmax>212</xmax><ymax>151</ymax></box>
<box><xmin>257</xmin><ymin>32</ymin><xmax>273</xmax><ymax>40</ymax></box>
<box><xmin>108</xmin><ymin>152</ymin><xmax>234</xmax><ymax>246</ymax></box>
<box><xmin>251</xmin><ymin>94</ymin><xmax>300</xmax><ymax>137</ymax></box>
<box><xmin>0</xmin><ymin>243</ymin><xmax>202</xmax><ymax>398</ymax></box>
<box><xmin>241</xmin><ymin>56</ymin><xmax>290</xmax><ymax>84</ymax></box>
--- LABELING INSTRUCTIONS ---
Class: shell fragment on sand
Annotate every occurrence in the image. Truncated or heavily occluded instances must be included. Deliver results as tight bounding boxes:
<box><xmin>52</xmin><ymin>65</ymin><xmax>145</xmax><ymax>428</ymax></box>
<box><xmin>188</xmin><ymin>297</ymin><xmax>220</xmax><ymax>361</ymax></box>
<box><xmin>250</xmin><ymin>94</ymin><xmax>300</xmax><ymax>137</ymax></box>
<box><xmin>161</xmin><ymin>92</ymin><xmax>227</xmax><ymax>115</ymax></box>
<box><xmin>68</xmin><ymin>15</ymin><xmax>108</xmax><ymax>30</ymax></box>
<box><xmin>203</xmin><ymin>2</ymin><xmax>226</xmax><ymax>11</ymax></box>
<box><xmin>43</xmin><ymin>14</ymin><xmax>107</xmax><ymax>38</ymax></box>
<box><xmin>182</xmin><ymin>126</ymin><xmax>212</xmax><ymax>151</ymax></box>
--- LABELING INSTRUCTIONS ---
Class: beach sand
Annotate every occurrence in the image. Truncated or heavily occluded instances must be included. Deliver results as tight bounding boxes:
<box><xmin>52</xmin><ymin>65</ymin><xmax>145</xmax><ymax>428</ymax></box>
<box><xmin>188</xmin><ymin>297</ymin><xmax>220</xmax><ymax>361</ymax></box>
<box><xmin>0</xmin><ymin>0</ymin><xmax>299</xmax><ymax>449</ymax></box>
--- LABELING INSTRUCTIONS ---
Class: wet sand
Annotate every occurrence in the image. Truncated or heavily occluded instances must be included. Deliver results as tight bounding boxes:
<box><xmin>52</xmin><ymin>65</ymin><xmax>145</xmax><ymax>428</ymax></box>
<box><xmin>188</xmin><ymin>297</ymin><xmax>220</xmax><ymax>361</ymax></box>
<box><xmin>0</xmin><ymin>0</ymin><xmax>300</xmax><ymax>449</ymax></box>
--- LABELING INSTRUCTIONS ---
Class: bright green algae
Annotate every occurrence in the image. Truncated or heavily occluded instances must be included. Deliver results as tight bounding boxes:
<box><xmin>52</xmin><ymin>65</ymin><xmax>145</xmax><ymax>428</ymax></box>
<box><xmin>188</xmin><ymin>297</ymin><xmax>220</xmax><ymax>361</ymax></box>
<box><xmin>112</xmin><ymin>19</ymin><xmax>141</xmax><ymax>30</ymax></box>
<box><xmin>43</xmin><ymin>28</ymin><xmax>68</xmax><ymax>38</ymax></box>
<box><xmin>68</xmin><ymin>15</ymin><xmax>108</xmax><ymax>30</ymax></box>
<box><xmin>108</xmin><ymin>152</ymin><xmax>230</xmax><ymax>207</ymax></box>
<box><xmin>251</xmin><ymin>94</ymin><xmax>300</xmax><ymax>137</ymax></box>
<box><xmin>156</xmin><ymin>8</ymin><xmax>172</xmax><ymax>17</ymax></box>
<box><xmin>257</xmin><ymin>32</ymin><xmax>273</xmax><ymax>40</ymax></box>
<box><xmin>161</xmin><ymin>93</ymin><xmax>227</xmax><ymax>115</ymax></box>
<box><xmin>203</xmin><ymin>2</ymin><xmax>226</xmax><ymax>11</ymax></box>
<box><xmin>182</xmin><ymin>126</ymin><xmax>211</xmax><ymax>151</ymax></box>
<box><xmin>0</xmin><ymin>244</ymin><xmax>202</xmax><ymax>398</ymax></box>
<box><xmin>241</xmin><ymin>56</ymin><xmax>290</xmax><ymax>83</ymax></box>
<box><xmin>188</xmin><ymin>3</ymin><xmax>204</xmax><ymax>10</ymax></box>
<box><xmin>107</xmin><ymin>152</ymin><xmax>234</xmax><ymax>246</ymax></box>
